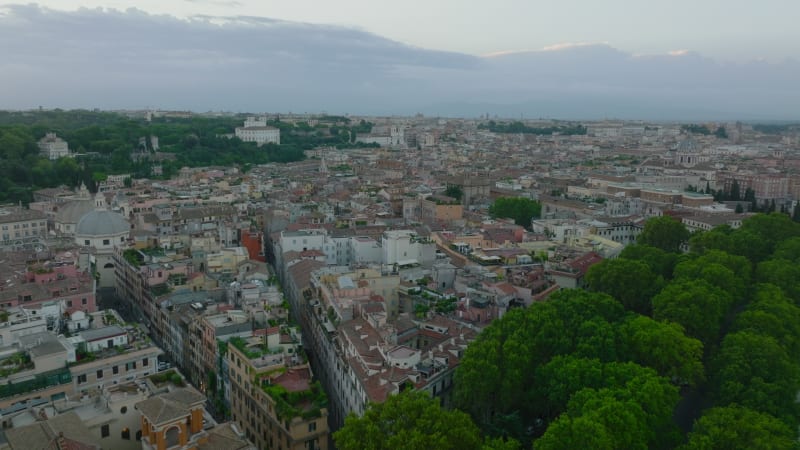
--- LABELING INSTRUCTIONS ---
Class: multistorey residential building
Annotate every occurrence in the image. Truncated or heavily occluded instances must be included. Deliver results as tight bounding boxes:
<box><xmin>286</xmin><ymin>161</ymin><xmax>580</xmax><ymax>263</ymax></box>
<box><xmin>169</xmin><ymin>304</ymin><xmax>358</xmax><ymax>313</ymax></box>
<box><xmin>138</xmin><ymin>204</ymin><xmax>240</xmax><ymax>237</ymax></box>
<box><xmin>0</xmin><ymin>319</ymin><xmax>162</xmax><ymax>410</ymax></box>
<box><xmin>114</xmin><ymin>249</ymin><xmax>196</xmax><ymax>328</ymax></box>
<box><xmin>227</xmin><ymin>337</ymin><xmax>329</xmax><ymax>450</ymax></box>
<box><xmin>285</xmin><ymin>263</ymin><xmax>476</xmax><ymax>430</ymax></box>
<box><xmin>0</xmin><ymin>261</ymin><xmax>97</xmax><ymax>319</ymax></box>
<box><xmin>0</xmin><ymin>206</ymin><xmax>48</xmax><ymax>251</ymax></box>
<box><xmin>402</xmin><ymin>195</ymin><xmax>464</xmax><ymax>226</ymax></box>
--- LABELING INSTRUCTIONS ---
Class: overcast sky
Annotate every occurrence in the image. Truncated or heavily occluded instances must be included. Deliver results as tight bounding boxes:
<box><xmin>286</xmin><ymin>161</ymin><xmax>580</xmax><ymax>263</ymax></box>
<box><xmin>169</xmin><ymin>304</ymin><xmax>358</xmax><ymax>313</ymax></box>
<box><xmin>1</xmin><ymin>2</ymin><xmax>798</xmax><ymax>119</ymax></box>
<box><xmin>24</xmin><ymin>0</ymin><xmax>800</xmax><ymax>61</ymax></box>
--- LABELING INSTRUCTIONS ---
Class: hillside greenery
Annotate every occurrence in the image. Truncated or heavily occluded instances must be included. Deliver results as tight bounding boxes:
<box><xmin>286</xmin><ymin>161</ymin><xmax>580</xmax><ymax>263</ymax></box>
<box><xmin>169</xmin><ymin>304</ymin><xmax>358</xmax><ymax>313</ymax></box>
<box><xmin>478</xmin><ymin>121</ymin><xmax>586</xmax><ymax>135</ymax></box>
<box><xmin>0</xmin><ymin>109</ymin><xmax>377</xmax><ymax>204</ymax></box>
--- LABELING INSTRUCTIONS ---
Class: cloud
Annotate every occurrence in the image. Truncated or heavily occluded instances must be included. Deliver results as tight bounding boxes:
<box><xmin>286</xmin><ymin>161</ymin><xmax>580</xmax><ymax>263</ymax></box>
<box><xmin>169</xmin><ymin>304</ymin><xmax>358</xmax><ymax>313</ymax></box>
<box><xmin>0</xmin><ymin>4</ymin><xmax>797</xmax><ymax>119</ymax></box>
<box><xmin>668</xmin><ymin>49</ymin><xmax>691</xmax><ymax>56</ymax></box>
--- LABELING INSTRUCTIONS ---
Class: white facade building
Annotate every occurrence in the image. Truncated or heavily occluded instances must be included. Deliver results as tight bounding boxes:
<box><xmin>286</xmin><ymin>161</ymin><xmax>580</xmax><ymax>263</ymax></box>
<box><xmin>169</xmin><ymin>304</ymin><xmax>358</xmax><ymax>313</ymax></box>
<box><xmin>350</xmin><ymin>236</ymin><xmax>382</xmax><ymax>265</ymax></box>
<box><xmin>38</xmin><ymin>132</ymin><xmax>71</xmax><ymax>160</ymax></box>
<box><xmin>235</xmin><ymin>116</ymin><xmax>280</xmax><ymax>145</ymax></box>
<box><xmin>381</xmin><ymin>230</ymin><xmax>434</xmax><ymax>266</ymax></box>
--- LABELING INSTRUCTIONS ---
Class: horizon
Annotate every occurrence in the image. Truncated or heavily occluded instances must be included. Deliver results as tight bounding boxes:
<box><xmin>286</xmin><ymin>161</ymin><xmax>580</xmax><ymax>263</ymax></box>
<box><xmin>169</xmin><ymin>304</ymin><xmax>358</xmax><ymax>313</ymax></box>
<box><xmin>3</xmin><ymin>107</ymin><xmax>800</xmax><ymax>124</ymax></box>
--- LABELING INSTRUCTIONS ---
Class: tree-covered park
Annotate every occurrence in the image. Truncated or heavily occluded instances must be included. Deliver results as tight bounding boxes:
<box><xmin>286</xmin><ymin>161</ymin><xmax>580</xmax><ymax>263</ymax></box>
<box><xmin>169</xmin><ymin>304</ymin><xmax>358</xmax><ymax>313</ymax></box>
<box><xmin>336</xmin><ymin>213</ymin><xmax>800</xmax><ymax>449</ymax></box>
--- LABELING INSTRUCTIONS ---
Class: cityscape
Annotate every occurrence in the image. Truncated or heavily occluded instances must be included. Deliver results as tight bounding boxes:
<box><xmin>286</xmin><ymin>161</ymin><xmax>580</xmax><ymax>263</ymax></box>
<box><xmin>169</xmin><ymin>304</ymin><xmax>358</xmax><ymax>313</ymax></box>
<box><xmin>1</xmin><ymin>2</ymin><xmax>799</xmax><ymax>450</ymax></box>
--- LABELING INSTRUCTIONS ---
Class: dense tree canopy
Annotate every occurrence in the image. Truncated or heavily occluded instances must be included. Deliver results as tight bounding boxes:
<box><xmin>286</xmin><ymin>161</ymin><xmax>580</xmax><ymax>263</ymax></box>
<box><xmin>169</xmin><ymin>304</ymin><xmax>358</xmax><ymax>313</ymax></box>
<box><xmin>637</xmin><ymin>215</ymin><xmax>690</xmax><ymax>253</ymax></box>
<box><xmin>618</xmin><ymin>316</ymin><xmax>704</xmax><ymax>386</ymax></box>
<box><xmin>333</xmin><ymin>391</ymin><xmax>518</xmax><ymax>450</ymax></box>
<box><xmin>586</xmin><ymin>258</ymin><xmax>663</xmax><ymax>315</ymax></box>
<box><xmin>681</xmin><ymin>405</ymin><xmax>799</xmax><ymax>450</ymax></box>
<box><xmin>618</xmin><ymin>244</ymin><xmax>679</xmax><ymax>280</ymax></box>
<box><xmin>488</xmin><ymin>197</ymin><xmax>542</xmax><ymax>229</ymax></box>
<box><xmin>652</xmin><ymin>279</ymin><xmax>733</xmax><ymax>346</ymax></box>
<box><xmin>477</xmin><ymin>121</ymin><xmax>586</xmax><ymax>135</ymax></box>
<box><xmin>450</xmin><ymin>213</ymin><xmax>800</xmax><ymax>449</ymax></box>
<box><xmin>712</xmin><ymin>331</ymin><xmax>800</xmax><ymax>425</ymax></box>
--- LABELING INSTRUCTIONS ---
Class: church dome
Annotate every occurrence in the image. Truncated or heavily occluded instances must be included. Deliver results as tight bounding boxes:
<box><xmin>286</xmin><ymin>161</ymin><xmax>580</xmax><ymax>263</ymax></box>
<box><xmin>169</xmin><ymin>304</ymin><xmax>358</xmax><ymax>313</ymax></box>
<box><xmin>55</xmin><ymin>199</ymin><xmax>95</xmax><ymax>225</ymax></box>
<box><xmin>676</xmin><ymin>139</ymin><xmax>698</xmax><ymax>153</ymax></box>
<box><xmin>76</xmin><ymin>210</ymin><xmax>130</xmax><ymax>236</ymax></box>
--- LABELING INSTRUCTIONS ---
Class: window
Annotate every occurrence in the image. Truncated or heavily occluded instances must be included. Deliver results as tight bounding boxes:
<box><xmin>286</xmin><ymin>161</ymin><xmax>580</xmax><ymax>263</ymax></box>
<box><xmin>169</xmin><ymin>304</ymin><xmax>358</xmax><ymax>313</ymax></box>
<box><xmin>142</xmin><ymin>358</ymin><xmax>148</xmax><ymax>367</ymax></box>
<box><xmin>77</xmin><ymin>374</ymin><xmax>87</xmax><ymax>384</ymax></box>
<box><xmin>120</xmin><ymin>406</ymin><xmax>127</xmax><ymax>414</ymax></box>
<box><xmin>102</xmin><ymin>239</ymin><xmax>110</xmax><ymax>245</ymax></box>
<box><xmin>101</xmin><ymin>424</ymin><xmax>109</xmax><ymax>438</ymax></box>
<box><xmin>113</xmin><ymin>365</ymin><xmax>119</xmax><ymax>374</ymax></box>
<box><xmin>165</xmin><ymin>427</ymin><xmax>180</xmax><ymax>448</ymax></box>
<box><xmin>84</xmin><ymin>240</ymin><xmax>90</xmax><ymax>246</ymax></box>
<box><xmin>308</xmin><ymin>421</ymin><xmax>316</xmax><ymax>432</ymax></box>
<box><xmin>126</xmin><ymin>361</ymin><xmax>137</xmax><ymax>371</ymax></box>
<box><xmin>96</xmin><ymin>369</ymin><xmax>103</xmax><ymax>379</ymax></box>
<box><xmin>82</xmin><ymin>298</ymin><xmax>87</xmax><ymax>305</ymax></box>
<box><xmin>121</xmin><ymin>428</ymin><xmax>130</xmax><ymax>440</ymax></box>
<box><xmin>67</xmin><ymin>300</ymin><xmax>73</xmax><ymax>307</ymax></box>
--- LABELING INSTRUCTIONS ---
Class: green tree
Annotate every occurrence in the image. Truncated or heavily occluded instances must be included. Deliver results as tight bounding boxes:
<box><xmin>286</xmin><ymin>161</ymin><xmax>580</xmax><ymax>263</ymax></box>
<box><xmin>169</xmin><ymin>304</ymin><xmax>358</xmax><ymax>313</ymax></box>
<box><xmin>586</xmin><ymin>259</ymin><xmax>663</xmax><ymax>315</ymax></box>
<box><xmin>538</xmin><ymin>391</ymin><xmax>648</xmax><ymax>450</ymax></box>
<box><xmin>738</xmin><ymin>213</ymin><xmax>800</xmax><ymax>260</ymax></box>
<box><xmin>618</xmin><ymin>316</ymin><xmax>704</xmax><ymax>386</ymax></box>
<box><xmin>730</xmin><ymin>179</ymin><xmax>741</xmax><ymax>201</ymax></box>
<box><xmin>454</xmin><ymin>290</ymin><xmax>625</xmax><ymax>440</ymax></box>
<box><xmin>444</xmin><ymin>185</ymin><xmax>463</xmax><ymax>202</ymax></box>
<box><xmin>733</xmin><ymin>284</ymin><xmax>800</xmax><ymax>357</ymax></box>
<box><xmin>681</xmin><ymin>405</ymin><xmax>798</xmax><ymax>450</ymax></box>
<box><xmin>637</xmin><ymin>216</ymin><xmax>689</xmax><ymax>253</ymax></box>
<box><xmin>488</xmin><ymin>197</ymin><xmax>542</xmax><ymax>229</ymax></box>
<box><xmin>770</xmin><ymin>236</ymin><xmax>800</xmax><ymax>262</ymax></box>
<box><xmin>673</xmin><ymin>252</ymin><xmax>750</xmax><ymax>303</ymax></box>
<box><xmin>618</xmin><ymin>244</ymin><xmax>679</xmax><ymax>280</ymax></box>
<box><xmin>689</xmin><ymin>225</ymin><xmax>733</xmax><ymax>255</ymax></box>
<box><xmin>333</xmin><ymin>391</ymin><xmax>484</xmax><ymax>450</ymax></box>
<box><xmin>537</xmin><ymin>372</ymin><xmax>679</xmax><ymax>450</ymax></box>
<box><xmin>652</xmin><ymin>280</ymin><xmax>733</xmax><ymax>346</ymax></box>
<box><xmin>535</xmin><ymin>414</ymin><xmax>615</xmax><ymax>450</ymax></box>
<box><xmin>756</xmin><ymin>259</ymin><xmax>800</xmax><ymax>302</ymax></box>
<box><xmin>712</xmin><ymin>331</ymin><xmax>800</xmax><ymax>425</ymax></box>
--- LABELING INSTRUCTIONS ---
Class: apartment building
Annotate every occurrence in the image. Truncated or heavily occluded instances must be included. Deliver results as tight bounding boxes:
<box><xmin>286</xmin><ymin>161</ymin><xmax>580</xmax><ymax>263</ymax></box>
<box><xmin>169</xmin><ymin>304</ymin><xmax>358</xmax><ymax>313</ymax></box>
<box><xmin>0</xmin><ymin>207</ymin><xmax>48</xmax><ymax>251</ymax></box>
<box><xmin>227</xmin><ymin>339</ymin><xmax>329</xmax><ymax>450</ymax></box>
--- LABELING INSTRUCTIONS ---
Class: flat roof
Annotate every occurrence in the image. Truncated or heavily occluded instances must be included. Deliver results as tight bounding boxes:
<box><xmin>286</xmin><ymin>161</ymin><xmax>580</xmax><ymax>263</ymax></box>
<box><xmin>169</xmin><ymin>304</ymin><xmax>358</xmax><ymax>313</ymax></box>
<box><xmin>78</xmin><ymin>325</ymin><xmax>127</xmax><ymax>342</ymax></box>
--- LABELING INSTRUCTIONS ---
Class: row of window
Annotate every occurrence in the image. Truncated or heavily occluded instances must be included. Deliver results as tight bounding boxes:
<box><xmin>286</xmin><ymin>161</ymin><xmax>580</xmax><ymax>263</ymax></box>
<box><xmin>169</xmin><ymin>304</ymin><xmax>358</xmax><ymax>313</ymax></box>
<box><xmin>0</xmin><ymin>222</ymin><xmax>46</xmax><ymax>230</ymax></box>
<box><xmin>65</xmin><ymin>298</ymin><xmax>89</xmax><ymax>307</ymax></box>
<box><xmin>2</xmin><ymin>229</ymin><xmax>42</xmax><ymax>239</ymax></box>
<box><xmin>76</xmin><ymin>358</ymin><xmax>150</xmax><ymax>384</ymax></box>
<box><xmin>83</xmin><ymin>236</ymin><xmax>126</xmax><ymax>246</ymax></box>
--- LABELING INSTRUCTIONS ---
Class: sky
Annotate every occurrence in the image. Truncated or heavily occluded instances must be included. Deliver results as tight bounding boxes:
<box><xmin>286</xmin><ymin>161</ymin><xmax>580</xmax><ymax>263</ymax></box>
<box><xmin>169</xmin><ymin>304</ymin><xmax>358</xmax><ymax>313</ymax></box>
<box><xmin>25</xmin><ymin>0</ymin><xmax>800</xmax><ymax>61</ymax></box>
<box><xmin>0</xmin><ymin>2</ymin><xmax>798</xmax><ymax>119</ymax></box>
